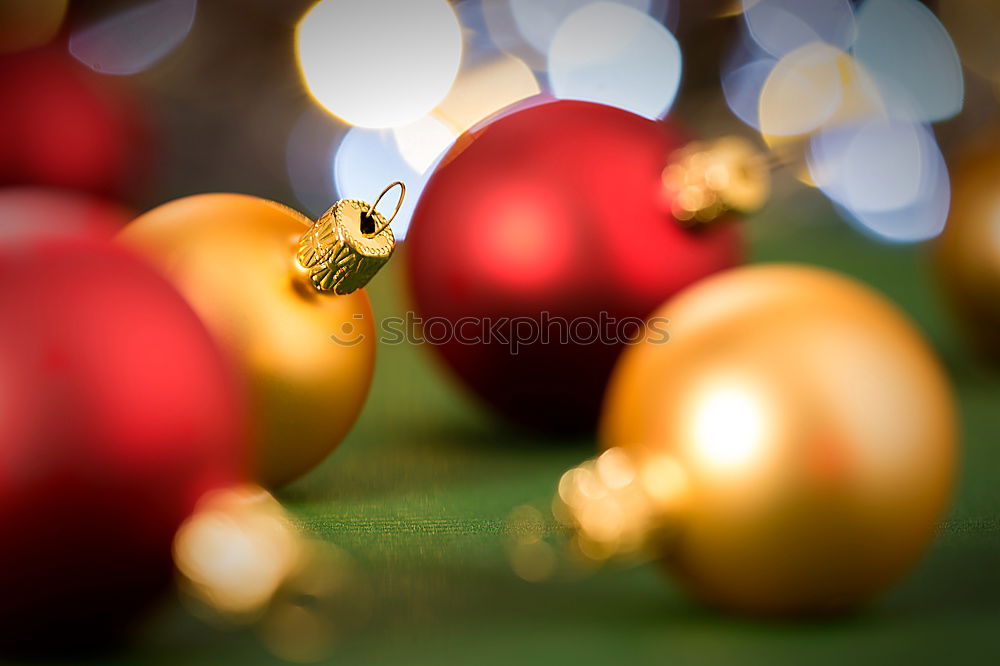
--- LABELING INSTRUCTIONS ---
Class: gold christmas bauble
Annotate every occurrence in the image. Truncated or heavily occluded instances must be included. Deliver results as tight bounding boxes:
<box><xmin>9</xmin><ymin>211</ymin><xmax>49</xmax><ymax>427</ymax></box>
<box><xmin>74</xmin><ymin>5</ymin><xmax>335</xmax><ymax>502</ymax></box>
<box><xmin>600</xmin><ymin>264</ymin><xmax>956</xmax><ymax>614</ymax></box>
<box><xmin>935</xmin><ymin>127</ymin><xmax>1000</xmax><ymax>363</ymax></box>
<box><xmin>120</xmin><ymin>194</ymin><xmax>391</xmax><ymax>487</ymax></box>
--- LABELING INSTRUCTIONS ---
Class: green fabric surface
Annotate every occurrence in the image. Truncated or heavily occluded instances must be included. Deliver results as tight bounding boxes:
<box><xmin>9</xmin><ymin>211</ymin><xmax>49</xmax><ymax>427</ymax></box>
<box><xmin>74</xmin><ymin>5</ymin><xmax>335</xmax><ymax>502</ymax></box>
<box><xmin>62</xmin><ymin>207</ymin><xmax>1000</xmax><ymax>664</ymax></box>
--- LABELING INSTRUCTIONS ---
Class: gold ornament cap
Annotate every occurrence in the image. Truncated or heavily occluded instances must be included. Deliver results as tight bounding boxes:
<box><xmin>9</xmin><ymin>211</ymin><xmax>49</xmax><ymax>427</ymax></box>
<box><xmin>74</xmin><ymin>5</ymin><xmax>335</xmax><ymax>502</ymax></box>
<box><xmin>296</xmin><ymin>182</ymin><xmax>404</xmax><ymax>295</ymax></box>
<box><xmin>661</xmin><ymin>136</ymin><xmax>771</xmax><ymax>225</ymax></box>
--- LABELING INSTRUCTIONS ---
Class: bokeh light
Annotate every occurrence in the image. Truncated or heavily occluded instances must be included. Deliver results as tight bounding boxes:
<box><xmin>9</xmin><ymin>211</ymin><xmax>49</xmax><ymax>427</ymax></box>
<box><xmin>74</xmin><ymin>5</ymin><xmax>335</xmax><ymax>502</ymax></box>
<box><xmin>811</xmin><ymin>121</ymin><xmax>922</xmax><ymax>213</ymax></box>
<box><xmin>0</xmin><ymin>0</ymin><xmax>67</xmax><ymax>53</ymax></box>
<box><xmin>548</xmin><ymin>2</ymin><xmax>681</xmax><ymax>119</ymax></box>
<box><xmin>392</xmin><ymin>115</ymin><xmax>457</xmax><ymax>173</ymax></box>
<box><xmin>742</xmin><ymin>0</ymin><xmax>856</xmax><ymax>59</ymax></box>
<box><xmin>69</xmin><ymin>0</ymin><xmax>197</xmax><ymax>75</ymax></box>
<box><xmin>808</xmin><ymin>118</ymin><xmax>950</xmax><ymax>242</ymax></box>
<box><xmin>174</xmin><ymin>486</ymin><xmax>301</xmax><ymax>622</ymax></box>
<box><xmin>721</xmin><ymin>46</ymin><xmax>777</xmax><ymax>130</ymax></box>
<box><xmin>505</xmin><ymin>505</ymin><xmax>557</xmax><ymax>582</ymax></box>
<box><xmin>296</xmin><ymin>0</ymin><xmax>462</xmax><ymax>129</ymax></box>
<box><xmin>853</xmin><ymin>0</ymin><xmax>963</xmax><ymax>123</ymax></box>
<box><xmin>483</xmin><ymin>0</ymin><xmax>668</xmax><ymax>70</ymax></box>
<box><xmin>758</xmin><ymin>42</ymin><xmax>845</xmax><ymax>137</ymax></box>
<box><xmin>434</xmin><ymin>51</ymin><xmax>540</xmax><ymax>134</ymax></box>
<box><xmin>552</xmin><ymin>448</ymin><xmax>687</xmax><ymax>564</ymax></box>
<box><xmin>638</xmin><ymin>454</ymin><xmax>688</xmax><ymax>506</ymax></box>
<box><xmin>595</xmin><ymin>447</ymin><xmax>636</xmax><ymax>490</ymax></box>
<box><xmin>514</xmin><ymin>0</ymin><xmax>654</xmax><ymax>56</ymax></box>
<box><xmin>174</xmin><ymin>485</ymin><xmax>369</xmax><ymax>659</ymax></box>
<box><xmin>722</xmin><ymin>0</ymin><xmax>958</xmax><ymax>243</ymax></box>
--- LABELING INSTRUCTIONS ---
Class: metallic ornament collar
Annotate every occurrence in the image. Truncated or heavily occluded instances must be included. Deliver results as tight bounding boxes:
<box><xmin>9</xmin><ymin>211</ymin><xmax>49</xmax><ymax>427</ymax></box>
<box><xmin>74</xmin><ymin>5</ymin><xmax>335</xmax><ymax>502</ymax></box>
<box><xmin>296</xmin><ymin>182</ymin><xmax>404</xmax><ymax>295</ymax></box>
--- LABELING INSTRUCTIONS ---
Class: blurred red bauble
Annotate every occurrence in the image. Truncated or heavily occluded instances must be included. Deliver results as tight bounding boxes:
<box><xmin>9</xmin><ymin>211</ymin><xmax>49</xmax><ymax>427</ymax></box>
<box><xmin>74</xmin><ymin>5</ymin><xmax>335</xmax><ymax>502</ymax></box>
<box><xmin>0</xmin><ymin>45</ymin><xmax>148</xmax><ymax>197</ymax></box>
<box><xmin>406</xmin><ymin>101</ymin><xmax>742</xmax><ymax>431</ymax></box>
<box><xmin>0</xmin><ymin>186</ymin><xmax>133</xmax><ymax>241</ymax></box>
<box><xmin>0</xmin><ymin>238</ymin><xmax>245</xmax><ymax>655</ymax></box>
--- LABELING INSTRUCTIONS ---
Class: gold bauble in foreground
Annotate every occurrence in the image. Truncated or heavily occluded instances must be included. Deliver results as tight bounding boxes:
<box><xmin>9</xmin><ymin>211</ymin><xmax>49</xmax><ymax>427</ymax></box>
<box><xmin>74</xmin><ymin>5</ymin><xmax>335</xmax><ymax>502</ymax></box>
<box><xmin>600</xmin><ymin>264</ymin><xmax>956</xmax><ymax>614</ymax></box>
<box><xmin>120</xmin><ymin>194</ymin><xmax>388</xmax><ymax>487</ymax></box>
<box><xmin>935</xmin><ymin>127</ymin><xmax>1000</xmax><ymax>364</ymax></box>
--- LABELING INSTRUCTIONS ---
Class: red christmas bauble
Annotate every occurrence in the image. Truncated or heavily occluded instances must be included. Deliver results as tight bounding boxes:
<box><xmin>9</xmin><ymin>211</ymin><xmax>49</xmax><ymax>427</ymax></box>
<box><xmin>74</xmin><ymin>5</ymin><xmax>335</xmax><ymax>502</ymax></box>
<box><xmin>0</xmin><ymin>186</ymin><xmax>133</xmax><ymax>241</ymax></box>
<box><xmin>0</xmin><ymin>45</ymin><xmax>148</xmax><ymax>197</ymax></box>
<box><xmin>406</xmin><ymin>101</ymin><xmax>742</xmax><ymax>431</ymax></box>
<box><xmin>0</xmin><ymin>238</ymin><xmax>245</xmax><ymax>654</ymax></box>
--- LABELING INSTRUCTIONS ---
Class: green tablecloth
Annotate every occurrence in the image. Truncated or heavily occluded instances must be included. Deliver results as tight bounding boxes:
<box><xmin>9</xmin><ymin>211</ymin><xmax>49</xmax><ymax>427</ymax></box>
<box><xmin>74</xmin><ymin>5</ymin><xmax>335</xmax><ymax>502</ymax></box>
<box><xmin>95</xmin><ymin>209</ymin><xmax>1000</xmax><ymax>665</ymax></box>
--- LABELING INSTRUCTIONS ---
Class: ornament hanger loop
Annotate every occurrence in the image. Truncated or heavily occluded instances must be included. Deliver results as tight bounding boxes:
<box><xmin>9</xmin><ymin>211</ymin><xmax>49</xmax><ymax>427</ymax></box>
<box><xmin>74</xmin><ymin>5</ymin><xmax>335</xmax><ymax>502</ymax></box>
<box><xmin>364</xmin><ymin>181</ymin><xmax>406</xmax><ymax>237</ymax></box>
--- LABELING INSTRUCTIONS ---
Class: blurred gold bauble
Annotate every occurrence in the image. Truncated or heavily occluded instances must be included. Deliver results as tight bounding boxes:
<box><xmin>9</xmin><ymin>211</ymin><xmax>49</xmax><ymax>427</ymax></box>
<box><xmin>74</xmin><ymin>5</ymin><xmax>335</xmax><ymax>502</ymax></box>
<box><xmin>600</xmin><ymin>264</ymin><xmax>956</xmax><ymax>614</ymax></box>
<box><xmin>121</xmin><ymin>194</ymin><xmax>383</xmax><ymax>487</ymax></box>
<box><xmin>935</xmin><ymin>128</ymin><xmax>1000</xmax><ymax>364</ymax></box>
